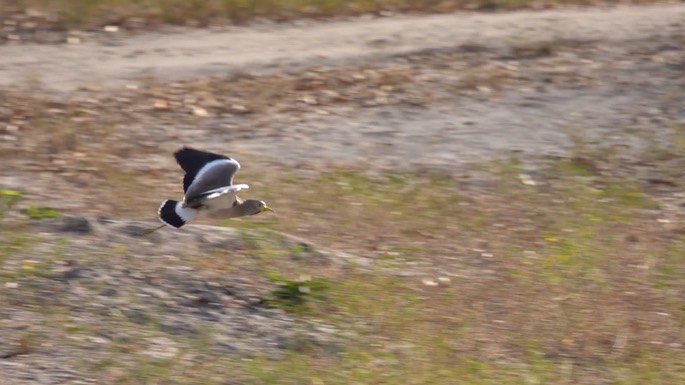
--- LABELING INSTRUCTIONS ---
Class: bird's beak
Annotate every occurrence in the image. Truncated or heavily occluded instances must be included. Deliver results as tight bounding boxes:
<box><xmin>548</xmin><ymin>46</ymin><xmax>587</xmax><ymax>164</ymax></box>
<box><xmin>262</xmin><ymin>205</ymin><xmax>275</xmax><ymax>213</ymax></box>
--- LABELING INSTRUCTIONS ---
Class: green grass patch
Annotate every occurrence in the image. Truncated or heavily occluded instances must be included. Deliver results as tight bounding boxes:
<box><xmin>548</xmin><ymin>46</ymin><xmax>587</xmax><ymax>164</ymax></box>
<box><xmin>24</xmin><ymin>205</ymin><xmax>61</xmax><ymax>220</ymax></box>
<box><xmin>0</xmin><ymin>189</ymin><xmax>22</xmax><ymax>218</ymax></box>
<box><xmin>265</xmin><ymin>272</ymin><xmax>331</xmax><ymax>312</ymax></box>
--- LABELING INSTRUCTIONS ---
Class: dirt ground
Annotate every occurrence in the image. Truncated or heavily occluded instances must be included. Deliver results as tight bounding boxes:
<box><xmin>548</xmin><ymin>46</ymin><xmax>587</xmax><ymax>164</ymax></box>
<box><xmin>1</xmin><ymin>4</ymin><xmax>684</xmax><ymax>199</ymax></box>
<box><xmin>1</xmin><ymin>4</ymin><xmax>683</xmax><ymax>91</ymax></box>
<box><xmin>1</xmin><ymin>3</ymin><xmax>685</xmax><ymax>385</ymax></box>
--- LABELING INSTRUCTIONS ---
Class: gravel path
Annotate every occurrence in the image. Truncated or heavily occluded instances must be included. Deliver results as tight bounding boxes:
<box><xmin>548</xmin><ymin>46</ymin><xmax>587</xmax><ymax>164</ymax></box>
<box><xmin>0</xmin><ymin>4</ymin><xmax>683</xmax><ymax>91</ymax></box>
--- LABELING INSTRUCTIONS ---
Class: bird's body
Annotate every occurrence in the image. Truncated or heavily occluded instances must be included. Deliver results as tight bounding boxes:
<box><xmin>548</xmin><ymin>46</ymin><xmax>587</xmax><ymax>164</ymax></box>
<box><xmin>146</xmin><ymin>147</ymin><xmax>272</xmax><ymax>233</ymax></box>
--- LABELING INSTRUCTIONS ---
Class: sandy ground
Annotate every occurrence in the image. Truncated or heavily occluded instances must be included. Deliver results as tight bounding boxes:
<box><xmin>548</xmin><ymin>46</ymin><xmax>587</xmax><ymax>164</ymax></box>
<box><xmin>2</xmin><ymin>4</ymin><xmax>684</xmax><ymax>171</ymax></box>
<box><xmin>0</xmin><ymin>4</ymin><xmax>683</xmax><ymax>91</ymax></box>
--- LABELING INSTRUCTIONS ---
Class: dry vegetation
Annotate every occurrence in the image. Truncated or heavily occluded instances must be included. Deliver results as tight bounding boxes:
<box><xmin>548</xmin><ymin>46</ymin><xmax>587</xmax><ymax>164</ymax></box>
<box><xmin>2</xmin><ymin>142</ymin><xmax>685</xmax><ymax>384</ymax></box>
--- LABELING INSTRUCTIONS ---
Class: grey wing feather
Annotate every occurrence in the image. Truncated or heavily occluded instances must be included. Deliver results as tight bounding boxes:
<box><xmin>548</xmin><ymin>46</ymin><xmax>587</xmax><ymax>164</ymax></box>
<box><xmin>184</xmin><ymin>159</ymin><xmax>240</xmax><ymax>203</ymax></box>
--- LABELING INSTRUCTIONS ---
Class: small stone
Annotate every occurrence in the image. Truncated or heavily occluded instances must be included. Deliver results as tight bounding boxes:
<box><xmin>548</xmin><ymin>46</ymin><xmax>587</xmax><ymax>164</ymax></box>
<box><xmin>476</xmin><ymin>85</ymin><xmax>492</xmax><ymax>93</ymax></box>
<box><xmin>191</xmin><ymin>106</ymin><xmax>209</xmax><ymax>116</ymax></box>
<box><xmin>625</xmin><ymin>234</ymin><xmax>639</xmax><ymax>243</ymax></box>
<box><xmin>64</xmin><ymin>267</ymin><xmax>97</xmax><ymax>281</ymax></box>
<box><xmin>211</xmin><ymin>340</ymin><xmax>238</xmax><ymax>354</ymax></box>
<box><xmin>298</xmin><ymin>285</ymin><xmax>311</xmax><ymax>294</ymax></box>
<box><xmin>195</xmin><ymin>290</ymin><xmax>222</xmax><ymax>306</ymax></box>
<box><xmin>299</xmin><ymin>95</ymin><xmax>317</xmax><ymax>105</ymax></box>
<box><xmin>5</xmin><ymin>282</ymin><xmax>18</xmax><ymax>289</ymax></box>
<box><xmin>153</xmin><ymin>100</ymin><xmax>169</xmax><ymax>109</ymax></box>
<box><xmin>99</xmin><ymin>287</ymin><xmax>118</xmax><ymax>297</ymax></box>
<box><xmin>140</xmin><ymin>287</ymin><xmax>170</xmax><ymax>299</ymax></box>
<box><xmin>57</xmin><ymin>216</ymin><xmax>91</xmax><ymax>233</ymax></box>
<box><xmin>518</xmin><ymin>173</ymin><xmax>537</xmax><ymax>186</ymax></box>
<box><xmin>124</xmin><ymin>309</ymin><xmax>150</xmax><ymax>325</ymax></box>
<box><xmin>230</xmin><ymin>104</ymin><xmax>251</xmax><ymax>114</ymax></box>
<box><xmin>89</xmin><ymin>336</ymin><xmax>110</xmax><ymax>344</ymax></box>
<box><xmin>143</xmin><ymin>337</ymin><xmax>178</xmax><ymax>359</ymax></box>
<box><xmin>159</xmin><ymin>319</ymin><xmax>198</xmax><ymax>336</ymax></box>
<box><xmin>124</xmin><ymin>17</ymin><xmax>145</xmax><ymax>29</ymax></box>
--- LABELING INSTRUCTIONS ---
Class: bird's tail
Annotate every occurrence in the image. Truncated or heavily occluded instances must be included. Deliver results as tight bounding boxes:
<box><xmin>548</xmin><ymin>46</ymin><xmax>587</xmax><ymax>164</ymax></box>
<box><xmin>158</xmin><ymin>200</ymin><xmax>198</xmax><ymax>229</ymax></box>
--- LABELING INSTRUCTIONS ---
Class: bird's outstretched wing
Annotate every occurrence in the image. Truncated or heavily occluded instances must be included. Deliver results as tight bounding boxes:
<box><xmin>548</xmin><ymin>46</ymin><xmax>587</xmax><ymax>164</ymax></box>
<box><xmin>174</xmin><ymin>147</ymin><xmax>240</xmax><ymax>193</ymax></box>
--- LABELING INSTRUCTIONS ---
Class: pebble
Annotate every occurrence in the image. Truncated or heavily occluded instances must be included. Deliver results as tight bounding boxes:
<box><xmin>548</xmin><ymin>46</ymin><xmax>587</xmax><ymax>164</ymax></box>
<box><xmin>142</xmin><ymin>337</ymin><xmax>178</xmax><ymax>359</ymax></box>
<box><xmin>51</xmin><ymin>216</ymin><xmax>92</xmax><ymax>234</ymax></box>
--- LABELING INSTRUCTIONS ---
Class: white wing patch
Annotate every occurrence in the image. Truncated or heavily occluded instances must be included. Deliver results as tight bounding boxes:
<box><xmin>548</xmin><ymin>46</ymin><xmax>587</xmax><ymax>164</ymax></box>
<box><xmin>174</xmin><ymin>201</ymin><xmax>199</xmax><ymax>223</ymax></box>
<box><xmin>201</xmin><ymin>184</ymin><xmax>249</xmax><ymax>200</ymax></box>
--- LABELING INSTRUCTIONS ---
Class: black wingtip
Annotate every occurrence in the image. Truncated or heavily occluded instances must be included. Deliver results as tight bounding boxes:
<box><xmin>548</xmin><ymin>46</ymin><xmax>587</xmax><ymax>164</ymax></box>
<box><xmin>158</xmin><ymin>200</ymin><xmax>186</xmax><ymax>229</ymax></box>
<box><xmin>173</xmin><ymin>147</ymin><xmax>238</xmax><ymax>193</ymax></box>
<box><xmin>173</xmin><ymin>147</ymin><xmax>231</xmax><ymax>172</ymax></box>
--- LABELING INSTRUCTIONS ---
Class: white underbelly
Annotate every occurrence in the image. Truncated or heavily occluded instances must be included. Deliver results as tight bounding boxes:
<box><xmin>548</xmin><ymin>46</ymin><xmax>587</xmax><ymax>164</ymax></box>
<box><xmin>200</xmin><ymin>192</ymin><xmax>236</xmax><ymax>212</ymax></box>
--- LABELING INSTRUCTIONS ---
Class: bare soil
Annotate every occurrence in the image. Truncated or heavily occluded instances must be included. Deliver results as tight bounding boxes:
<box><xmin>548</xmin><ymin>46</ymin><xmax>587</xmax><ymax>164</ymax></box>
<box><xmin>2</xmin><ymin>4</ymin><xmax>684</xmax><ymax>173</ymax></box>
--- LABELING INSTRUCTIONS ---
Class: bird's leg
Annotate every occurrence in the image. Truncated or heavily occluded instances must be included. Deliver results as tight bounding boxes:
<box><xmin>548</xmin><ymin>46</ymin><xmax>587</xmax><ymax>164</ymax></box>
<box><xmin>143</xmin><ymin>224</ymin><xmax>166</xmax><ymax>235</ymax></box>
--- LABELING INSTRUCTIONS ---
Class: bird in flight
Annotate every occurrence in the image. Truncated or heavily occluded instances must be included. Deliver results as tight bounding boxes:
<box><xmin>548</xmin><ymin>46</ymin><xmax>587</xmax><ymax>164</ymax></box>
<box><xmin>145</xmin><ymin>147</ymin><xmax>273</xmax><ymax>234</ymax></box>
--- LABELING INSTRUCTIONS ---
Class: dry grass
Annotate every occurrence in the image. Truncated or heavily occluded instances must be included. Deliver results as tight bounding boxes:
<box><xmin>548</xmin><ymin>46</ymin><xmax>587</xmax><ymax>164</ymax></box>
<box><xmin>4</xmin><ymin>145</ymin><xmax>685</xmax><ymax>383</ymax></box>
<box><xmin>2</xmin><ymin>0</ymin><xmax>670</xmax><ymax>30</ymax></box>
<box><xmin>189</xmin><ymin>160</ymin><xmax>685</xmax><ymax>384</ymax></box>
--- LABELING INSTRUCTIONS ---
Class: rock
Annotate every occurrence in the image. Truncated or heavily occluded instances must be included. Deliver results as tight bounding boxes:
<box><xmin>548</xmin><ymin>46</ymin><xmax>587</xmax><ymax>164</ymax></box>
<box><xmin>211</xmin><ymin>340</ymin><xmax>238</xmax><ymax>354</ymax></box>
<box><xmin>124</xmin><ymin>308</ymin><xmax>150</xmax><ymax>325</ymax></box>
<box><xmin>139</xmin><ymin>287</ymin><xmax>170</xmax><ymax>299</ymax></box>
<box><xmin>98</xmin><ymin>286</ymin><xmax>118</xmax><ymax>297</ymax></box>
<box><xmin>196</xmin><ymin>290</ymin><xmax>222</xmax><ymax>306</ymax></box>
<box><xmin>57</xmin><ymin>216</ymin><xmax>92</xmax><ymax>234</ymax></box>
<box><xmin>159</xmin><ymin>319</ymin><xmax>198</xmax><ymax>336</ymax></box>
<box><xmin>64</xmin><ymin>267</ymin><xmax>98</xmax><ymax>282</ymax></box>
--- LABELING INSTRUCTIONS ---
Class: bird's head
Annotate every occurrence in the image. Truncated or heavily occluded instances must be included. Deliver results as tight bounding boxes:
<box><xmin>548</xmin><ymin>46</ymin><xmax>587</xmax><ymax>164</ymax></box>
<box><xmin>245</xmin><ymin>200</ymin><xmax>274</xmax><ymax>215</ymax></box>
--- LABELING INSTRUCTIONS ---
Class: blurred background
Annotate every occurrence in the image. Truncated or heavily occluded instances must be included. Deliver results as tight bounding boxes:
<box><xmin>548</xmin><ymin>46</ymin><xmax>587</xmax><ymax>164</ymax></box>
<box><xmin>1</xmin><ymin>1</ymin><xmax>685</xmax><ymax>384</ymax></box>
